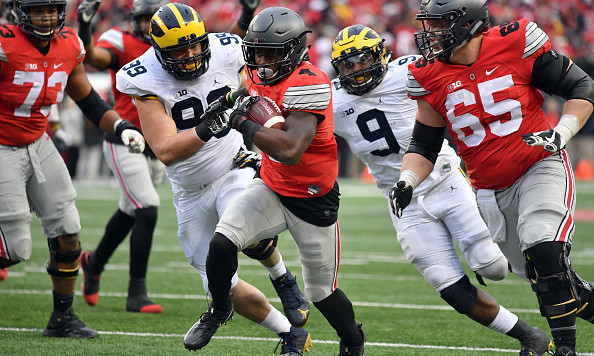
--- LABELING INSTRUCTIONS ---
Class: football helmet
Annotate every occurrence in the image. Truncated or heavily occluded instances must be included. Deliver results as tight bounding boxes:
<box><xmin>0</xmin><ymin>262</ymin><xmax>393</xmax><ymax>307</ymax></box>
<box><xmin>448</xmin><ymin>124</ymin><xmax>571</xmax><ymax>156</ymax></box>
<box><xmin>242</xmin><ymin>7</ymin><xmax>311</xmax><ymax>86</ymax></box>
<box><xmin>149</xmin><ymin>3</ymin><xmax>210</xmax><ymax>80</ymax></box>
<box><xmin>130</xmin><ymin>0</ymin><xmax>168</xmax><ymax>42</ymax></box>
<box><xmin>414</xmin><ymin>0</ymin><xmax>489</xmax><ymax>61</ymax></box>
<box><xmin>331</xmin><ymin>25</ymin><xmax>391</xmax><ymax>96</ymax></box>
<box><xmin>14</xmin><ymin>0</ymin><xmax>66</xmax><ymax>40</ymax></box>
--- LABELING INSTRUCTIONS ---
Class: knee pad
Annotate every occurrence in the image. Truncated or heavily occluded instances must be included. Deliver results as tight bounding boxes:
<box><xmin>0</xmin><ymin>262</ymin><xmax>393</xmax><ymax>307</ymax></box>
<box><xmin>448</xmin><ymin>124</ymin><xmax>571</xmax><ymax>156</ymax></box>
<box><xmin>440</xmin><ymin>275</ymin><xmax>478</xmax><ymax>315</ymax></box>
<box><xmin>525</xmin><ymin>241</ymin><xmax>580</xmax><ymax>319</ymax></box>
<box><xmin>46</xmin><ymin>237</ymin><xmax>81</xmax><ymax>278</ymax></box>
<box><xmin>209</xmin><ymin>233</ymin><xmax>238</xmax><ymax>257</ymax></box>
<box><xmin>9</xmin><ymin>237</ymin><xmax>33</xmax><ymax>262</ymax></box>
<box><xmin>242</xmin><ymin>236</ymin><xmax>278</xmax><ymax>260</ymax></box>
<box><xmin>475</xmin><ymin>254</ymin><xmax>509</xmax><ymax>282</ymax></box>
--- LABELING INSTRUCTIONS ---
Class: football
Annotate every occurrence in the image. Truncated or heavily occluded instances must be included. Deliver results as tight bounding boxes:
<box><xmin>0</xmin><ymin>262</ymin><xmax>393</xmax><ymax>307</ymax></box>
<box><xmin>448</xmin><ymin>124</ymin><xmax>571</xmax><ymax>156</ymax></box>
<box><xmin>245</xmin><ymin>96</ymin><xmax>285</xmax><ymax>130</ymax></box>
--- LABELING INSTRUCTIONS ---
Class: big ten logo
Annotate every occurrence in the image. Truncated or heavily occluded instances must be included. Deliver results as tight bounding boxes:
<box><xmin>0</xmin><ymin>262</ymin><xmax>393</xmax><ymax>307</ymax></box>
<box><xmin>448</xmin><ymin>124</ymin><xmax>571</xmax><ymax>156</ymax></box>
<box><xmin>447</xmin><ymin>81</ymin><xmax>462</xmax><ymax>92</ymax></box>
<box><xmin>173</xmin><ymin>89</ymin><xmax>188</xmax><ymax>99</ymax></box>
<box><xmin>25</xmin><ymin>63</ymin><xmax>38</xmax><ymax>70</ymax></box>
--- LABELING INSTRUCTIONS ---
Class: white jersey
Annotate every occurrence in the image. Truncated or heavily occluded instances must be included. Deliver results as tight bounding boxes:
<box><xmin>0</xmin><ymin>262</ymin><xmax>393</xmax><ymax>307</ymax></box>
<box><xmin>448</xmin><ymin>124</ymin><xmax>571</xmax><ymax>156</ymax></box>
<box><xmin>332</xmin><ymin>55</ymin><xmax>461</xmax><ymax>198</ymax></box>
<box><xmin>116</xmin><ymin>33</ymin><xmax>245</xmax><ymax>192</ymax></box>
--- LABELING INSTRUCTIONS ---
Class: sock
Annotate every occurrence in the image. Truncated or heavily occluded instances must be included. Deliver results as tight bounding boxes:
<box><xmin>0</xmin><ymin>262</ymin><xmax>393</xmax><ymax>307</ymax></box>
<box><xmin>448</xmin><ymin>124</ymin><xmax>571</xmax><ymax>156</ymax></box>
<box><xmin>206</xmin><ymin>233</ymin><xmax>238</xmax><ymax>312</ymax></box>
<box><xmin>259</xmin><ymin>306</ymin><xmax>291</xmax><ymax>335</ymax></box>
<box><xmin>53</xmin><ymin>291</ymin><xmax>73</xmax><ymax>313</ymax></box>
<box><xmin>91</xmin><ymin>209</ymin><xmax>134</xmax><ymax>272</ymax></box>
<box><xmin>129</xmin><ymin>207</ymin><xmax>157</xmax><ymax>279</ymax></box>
<box><xmin>265</xmin><ymin>256</ymin><xmax>287</xmax><ymax>280</ymax></box>
<box><xmin>489</xmin><ymin>306</ymin><xmax>519</xmax><ymax>334</ymax></box>
<box><xmin>314</xmin><ymin>288</ymin><xmax>362</xmax><ymax>347</ymax></box>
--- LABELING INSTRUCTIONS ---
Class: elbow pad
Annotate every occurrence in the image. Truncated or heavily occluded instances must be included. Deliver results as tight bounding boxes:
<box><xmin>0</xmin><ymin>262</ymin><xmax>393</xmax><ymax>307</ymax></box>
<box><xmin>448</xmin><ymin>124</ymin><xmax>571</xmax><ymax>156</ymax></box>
<box><xmin>406</xmin><ymin>120</ymin><xmax>445</xmax><ymax>165</ymax></box>
<box><xmin>75</xmin><ymin>88</ymin><xmax>113</xmax><ymax>127</ymax></box>
<box><xmin>532</xmin><ymin>50</ymin><xmax>594</xmax><ymax>105</ymax></box>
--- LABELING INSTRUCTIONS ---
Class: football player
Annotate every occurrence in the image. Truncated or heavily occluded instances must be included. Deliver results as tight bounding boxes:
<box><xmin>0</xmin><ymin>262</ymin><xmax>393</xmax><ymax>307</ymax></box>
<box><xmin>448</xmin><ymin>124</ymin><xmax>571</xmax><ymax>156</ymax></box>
<box><xmin>195</xmin><ymin>7</ymin><xmax>365</xmax><ymax>356</ymax></box>
<box><xmin>331</xmin><ymin>24</ymin><xmax>553</xmax><ymax>355</ymax></box>
<box><xmin>75</xmin><ymin>0</ymin><xmax>265</xmax><ymax>314</ymax></box>
<box><xmin>396</xmin><ymin>0</ymin><xmax>594</xmax><ymax>355</ymax></box>
<box><xmin>115</xmin><ymin>3</ymin><xmax>311</xmax><ymax>354</ymax></box>
<box><xmin>0</xmin><ymin>0</ymin><xmax>144</xmax><ymax>338</ymax></box>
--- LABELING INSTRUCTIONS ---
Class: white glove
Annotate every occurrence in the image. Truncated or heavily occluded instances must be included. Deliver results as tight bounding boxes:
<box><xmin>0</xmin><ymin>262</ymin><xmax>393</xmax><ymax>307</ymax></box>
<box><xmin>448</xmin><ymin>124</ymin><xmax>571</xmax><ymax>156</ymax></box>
<box><xmin>522</xmin><ymin>129</ymin><xmax>565</xmax><ymax>153</ymax></box>
<box><xmin>120</xmin><ymin>129</ymin><xmax>145</xmax><ymax>153</ymax></box>
<box><xmin>53</xmin><ymin>127</ymin><xmax>73</xmax><ymax>148</ymax></box>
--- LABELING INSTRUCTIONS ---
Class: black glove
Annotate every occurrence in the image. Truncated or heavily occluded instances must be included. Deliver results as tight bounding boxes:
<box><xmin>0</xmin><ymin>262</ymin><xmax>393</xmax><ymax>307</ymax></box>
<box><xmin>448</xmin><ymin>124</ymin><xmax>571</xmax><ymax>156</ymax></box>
<box><xmin>233</xmin><ymin>148</ymin><xmax>261</xmax><ymax>169</ymax></box>
<box><xmin>77</xmin><ymin>0</ymin><xmax>101</xmax><ymax>26</ymax></box>
<box><xmin>522</xmin><ymin>129</ymin><xmax>565</xmax><ymax>153</ymax></box>
<box><xmin>240</xmin><ymin>0</ymin><xmax>260</xmax><ymax>12</ymax></box>
<box><xmin>229</xmin><ymin>96</ymin><xmax>262</xmax><ymax>142</ymax></box>
<box><xmin>195</xmin><ymin>111</ymin><xmax>229</xmax><ymax>142</ymax></box>
<box><xmin>389</xmin><ymin>181</ymin><xmax>414</xmax><ymax>218</ymax></box>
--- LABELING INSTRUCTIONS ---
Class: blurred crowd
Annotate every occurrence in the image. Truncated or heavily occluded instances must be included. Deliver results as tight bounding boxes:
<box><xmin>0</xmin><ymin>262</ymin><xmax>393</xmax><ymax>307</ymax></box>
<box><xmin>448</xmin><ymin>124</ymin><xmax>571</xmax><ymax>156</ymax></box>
<box><xmin>9</xmin><ymin>0</ymin><xmax>594</xmax><ymax>180</ymax></box>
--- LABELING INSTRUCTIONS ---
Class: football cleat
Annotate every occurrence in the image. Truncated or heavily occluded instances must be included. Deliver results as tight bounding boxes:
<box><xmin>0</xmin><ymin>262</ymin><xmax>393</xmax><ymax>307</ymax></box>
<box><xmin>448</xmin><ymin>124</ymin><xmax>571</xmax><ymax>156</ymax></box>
<box><xmin>519</xmin><ymin>326</ymin><xmax>554</xmax><ymax>356</ymax></box>
<box><xmin>0</xmin><ymin>268</ymin><xmax>7</xmax><ymax>281</ymax></box>
<box><xmin>274</xmin><ymin>326</ymin><xmax>312</xmax><ymax>356</ymax></box>
<box><xmin>270</xmin><ymin>269</ymin><xmax>310</xmax><ymax>327</ymax></box>
<box><xmin>43</xmin><ymin>306</ymin><xmax>99</xmax><ymax>339</ymax></box>
<box><xmin>338</xmin><ymin>323</ymin><xmax>365</xmax><ymax>356</ymax></box>
<box><xmin>126</xmin><ymin>295</ymin><xmax>163</xmax><ymax>314</ymax></box>
<box><xmin>552</xmin><ymin>346</ymin><xmax>576</xmax><ymax>356</ymax></box>
<box><xmin>126</xmin><ymin>278</ymin><xmax>163</xmax><ymax>314</ymax></box>
<box><xmin>79</xmin><ymin>251</ymin><xmax>101</xmax><ymax>306</ymax></box>
<box><xmin>184</xmin><ymin>305</ymin><xmax>234</xmax><ymax>351</ymax></box>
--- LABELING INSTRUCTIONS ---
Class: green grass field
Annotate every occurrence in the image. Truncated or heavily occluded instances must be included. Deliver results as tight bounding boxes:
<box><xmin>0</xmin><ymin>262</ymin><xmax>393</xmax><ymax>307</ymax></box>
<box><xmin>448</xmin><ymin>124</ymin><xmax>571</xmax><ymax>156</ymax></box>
<box><xmin>1</xmin><ymin>179</ymin><xmax>593</xmax><ymax>355</ymax></box>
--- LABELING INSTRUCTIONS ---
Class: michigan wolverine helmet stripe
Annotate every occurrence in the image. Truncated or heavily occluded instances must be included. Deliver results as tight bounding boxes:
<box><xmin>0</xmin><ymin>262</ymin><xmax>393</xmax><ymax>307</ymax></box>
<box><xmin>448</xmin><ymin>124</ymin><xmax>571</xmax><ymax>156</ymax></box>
<box><xmin>150</xmin><ymin>3</ymin><xmax>211</xmax><ymax>80</ymax></box>
<box><xmin>331</xmin><ymin>25</ymin><xmax>390</xmax><ymax>96</ymax></box>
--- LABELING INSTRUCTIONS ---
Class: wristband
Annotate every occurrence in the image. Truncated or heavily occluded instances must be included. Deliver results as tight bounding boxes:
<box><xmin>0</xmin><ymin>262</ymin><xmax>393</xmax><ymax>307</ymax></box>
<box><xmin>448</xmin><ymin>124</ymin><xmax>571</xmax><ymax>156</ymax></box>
<box><xmin>78</xmin><ymin>23</ymin><xmax>93</xmax><ymax>47</ymax></box>
<box><xmin>195</xmin><ymin>122</ymin><xmax>214</xmax><ymax>142</ymax></box>
<box><xmin>399</xmin><ymin>169</ymin><xmax>420</xmax><ymax>190</ymax></box>
<box><xmin>554</xmin><ymin>114</ymin><xmax>580</xmax><ymax>145</ymax></box>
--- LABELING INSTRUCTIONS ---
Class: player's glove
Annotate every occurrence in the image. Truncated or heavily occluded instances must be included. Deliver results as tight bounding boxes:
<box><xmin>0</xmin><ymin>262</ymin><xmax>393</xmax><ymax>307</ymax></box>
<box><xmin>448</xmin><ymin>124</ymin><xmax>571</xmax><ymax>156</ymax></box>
<box><xmin>194</xmin><ymin>111</ymin><xmax>229</xmax><ymax>142</ymax></box>
<box><xmin>77</xmin><ymin>0</ymin><xmax>101</xmax><ymax>26</ymax></box>
<box><xmin>230</xmin><ymin>96</ymin><xmax>259</xmax><ymax>130</ymax></box>
<box><xmin>233</xmin><ymin>147</ymin><xmax>261</xmax><ymax>170</ymax></box>
<box><xmin>114</xmin><ymin>118</ymin><xmax>145</xmax><ymax>153</ymax></box>
<box><xmin>240</xmin><ymin>0</ymin><xmax>260</xmax><ymax>12</ymax></box>
<box><xmin>389</xmin><ymin>181</ymin><xmax>413</xmax><ymax>218</ymax></box>
<box><xmin>522</xmin><ymin>129</ymin><xmax>565</xmax><ymax>153</ymax></box>
<box><xmin>53</xmin><ymin>127</ymin><xmax>73</xmax><ymax>148</ymax></box>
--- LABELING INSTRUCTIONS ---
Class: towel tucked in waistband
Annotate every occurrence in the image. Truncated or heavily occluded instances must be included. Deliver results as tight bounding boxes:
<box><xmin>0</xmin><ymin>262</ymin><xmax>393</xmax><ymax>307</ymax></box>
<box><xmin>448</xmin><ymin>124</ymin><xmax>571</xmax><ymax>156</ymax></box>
<box><xmin>476</xmin><ymin>189</ymin><xmax>506</xmax><ymax>243</ymax></box>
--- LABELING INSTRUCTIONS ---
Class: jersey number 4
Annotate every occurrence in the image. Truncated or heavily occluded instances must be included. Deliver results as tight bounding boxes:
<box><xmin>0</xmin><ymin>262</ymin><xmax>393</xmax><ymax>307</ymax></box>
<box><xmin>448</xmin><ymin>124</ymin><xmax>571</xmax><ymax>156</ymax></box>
<box><xmin>446</xmin><ymin>74</ymin><xmax>521</xmax><ymax>147</ymax></box>
<box><xmin>13</xmin><ymin>70</ymin><xmax>68</xmax><ymax>117</ymax></box>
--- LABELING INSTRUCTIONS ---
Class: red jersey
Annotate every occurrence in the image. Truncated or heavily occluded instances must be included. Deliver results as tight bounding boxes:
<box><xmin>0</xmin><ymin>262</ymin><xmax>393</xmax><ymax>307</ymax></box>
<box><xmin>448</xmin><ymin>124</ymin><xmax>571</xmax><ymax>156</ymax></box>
<box><xmin>96</xmin><ymin>27</ymin><xmax>149</xmax><ymax>129</ymax></box>
<box><xmin>246</xmin><ymin>61</ymin><xmax>338</xmax><ymax>198</ymax></box>
<box><xmin>407</xmin><ymin>18</ymin><xmax>552</xmax><ymax>189</ymax></box>
<box><xmin>0</xmin><ymin>25</ymin><xmax>85</xmax><ymax>146</ymax></box>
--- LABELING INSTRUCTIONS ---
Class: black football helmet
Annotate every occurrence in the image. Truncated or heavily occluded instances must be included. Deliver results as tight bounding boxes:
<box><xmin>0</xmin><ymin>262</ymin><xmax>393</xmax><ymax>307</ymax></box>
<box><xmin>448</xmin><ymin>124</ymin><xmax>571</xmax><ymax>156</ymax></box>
<box><xmin>14</xmin><ymin>0</ymin><xmax>66</xmax><ymax>40</ymax></box>
<box><xmin>242</xmin><ymin>7</ymin><xmax>311</xmax><ymax>86</ymax></box>
<box><xmin>149</xmin><ymin>3</ymin><xmax>211</xmax><ymax>80</ymax></box>
<box><xmin>331</xmin><ymin>25</ymin><xmax>391</xmax><ymax>96</ymax></box>
<box><xmin>414</xmin><ymin>0</ymin><xmax>489</xmax><ymax>61</ymax></box>
<box><xmin>130</xmin><ymin>0</ymin><xmax>168</xmax><ymax>42</ymax></box>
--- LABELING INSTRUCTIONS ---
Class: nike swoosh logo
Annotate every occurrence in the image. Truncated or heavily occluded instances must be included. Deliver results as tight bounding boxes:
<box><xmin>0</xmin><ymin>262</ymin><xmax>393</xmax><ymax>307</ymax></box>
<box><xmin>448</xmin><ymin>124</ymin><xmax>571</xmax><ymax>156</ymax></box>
<box><xmin>485</xmin><ymin>66</ymin><xmax>498</xmax><ymax>75</ymax></box>
<box><xmin>54</xmin><ymin>63</ymin><xmax>63</xmax><ymax>69</ymax></box>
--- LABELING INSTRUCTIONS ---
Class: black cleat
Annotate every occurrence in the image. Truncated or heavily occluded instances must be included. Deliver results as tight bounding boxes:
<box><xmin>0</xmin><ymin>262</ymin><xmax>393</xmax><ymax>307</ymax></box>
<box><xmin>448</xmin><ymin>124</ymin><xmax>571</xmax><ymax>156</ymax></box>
<box><xmin>553</xmin><ymin>346</ymin><xmax>576</xmax><ymax>356</ymax></box>
<box><xmin>184</xmin><ymin>305</ymin><xmax>233</xmax><ymax>351</ymax></box>
<box><xmin>43</xmin><ymin>306</ymin><xmax>99</xmax><ymax>339</ymax></box>
<box><xmin>271</xmin><ymin>269</ymin><xmax>310</xmax><ymax>327</ymax></box>
<box><xmin>274</xmin><ymin>326</ymin><xmax>312</xmax><ymax>356</ymax></box>
<box><xmin>519</xmin><ymin>326</ymin><xmax>553</xmax><ymax>355</ymax></box>
<box><xmin>338</xmin><ymin>322</ymin><xmax>365</xmax><ymax>356</ymax></box>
